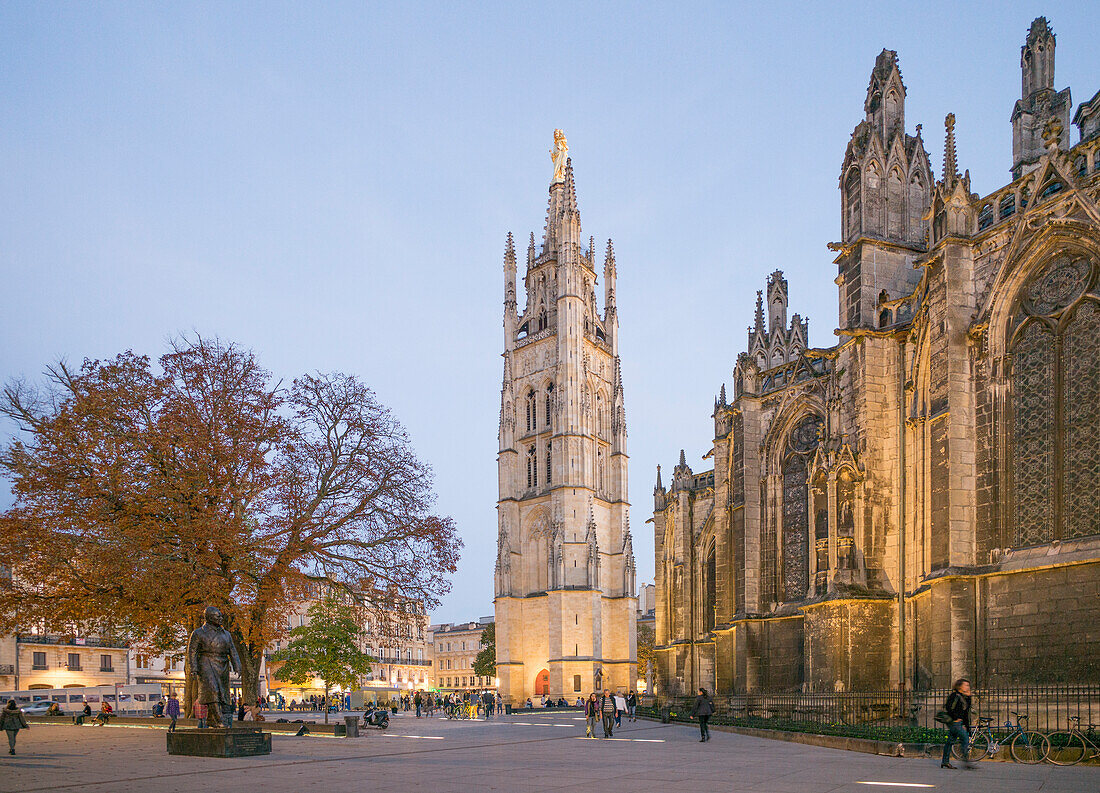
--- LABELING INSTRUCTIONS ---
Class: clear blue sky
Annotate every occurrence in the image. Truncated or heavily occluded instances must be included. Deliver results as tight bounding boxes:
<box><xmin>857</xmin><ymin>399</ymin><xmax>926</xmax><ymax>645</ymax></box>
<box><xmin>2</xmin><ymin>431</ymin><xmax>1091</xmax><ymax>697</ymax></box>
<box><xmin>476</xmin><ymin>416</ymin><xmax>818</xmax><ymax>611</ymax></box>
<box><xmin>2</xmin><ymin>2</ymin><xmax>1098</xmax><ymax>623</ymax></box>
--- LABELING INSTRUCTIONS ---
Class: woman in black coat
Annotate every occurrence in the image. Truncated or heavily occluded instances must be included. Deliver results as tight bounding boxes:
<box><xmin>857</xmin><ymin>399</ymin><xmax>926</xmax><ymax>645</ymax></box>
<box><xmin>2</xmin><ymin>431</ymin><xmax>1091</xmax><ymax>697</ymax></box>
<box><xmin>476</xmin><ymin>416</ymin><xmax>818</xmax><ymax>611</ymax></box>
<box><xmin>1</xmin><ymin>700</ymin><xmax>29</xmax><ymax>755</ymax></box>
<box><xmin>690</xmin><ymin>688</ymin><xmax>714</xmax><ymax>742</ymax></box>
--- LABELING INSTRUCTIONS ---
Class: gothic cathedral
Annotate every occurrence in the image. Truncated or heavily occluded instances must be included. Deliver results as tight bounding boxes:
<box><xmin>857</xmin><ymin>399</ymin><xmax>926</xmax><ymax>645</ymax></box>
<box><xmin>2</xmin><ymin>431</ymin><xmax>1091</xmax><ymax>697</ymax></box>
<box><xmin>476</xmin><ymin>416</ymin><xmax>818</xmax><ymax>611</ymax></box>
<box><xmin>494</xmin><ymin>136</ymin><xmax>637</xmax><ymax>703</ymax></box>
<box><xmin>654</xmin><ymin>18</ymin><xmax>1100</xmax><ymax>695</ymax></box>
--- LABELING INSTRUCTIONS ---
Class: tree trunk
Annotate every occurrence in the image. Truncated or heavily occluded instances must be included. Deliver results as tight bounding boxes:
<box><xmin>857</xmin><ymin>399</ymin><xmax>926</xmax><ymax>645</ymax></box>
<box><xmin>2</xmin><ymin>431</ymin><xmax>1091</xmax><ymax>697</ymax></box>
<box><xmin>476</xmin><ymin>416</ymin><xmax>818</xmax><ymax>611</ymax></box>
<box><xmin>182</xmin><ymin>613</ymin><xmax>200</xmax><ymax>718</ymax></box>
<box><xmin>229</xmin><ymin>628</ymin><xmax>261</xmax><ymax>711</ymax></box>
<box><xmin>324</xmin><ymin>683</ymin><xmax>329</xmax><ymax>725</ymax></box>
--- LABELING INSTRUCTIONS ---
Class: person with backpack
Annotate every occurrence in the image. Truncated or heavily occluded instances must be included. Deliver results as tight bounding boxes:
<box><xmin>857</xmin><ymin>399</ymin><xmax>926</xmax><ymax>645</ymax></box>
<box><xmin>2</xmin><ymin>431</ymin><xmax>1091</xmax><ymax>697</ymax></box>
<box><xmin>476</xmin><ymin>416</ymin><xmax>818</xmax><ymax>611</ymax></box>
<box><xmin>1</xmin><ymin>700</ymin><xmax>29</xmax><ymax>755</ymax></box>
<box><xmin>941</xmin><ymin>678</ymin><xmax>973</xmax><ymax>769</ymax></box>
<box><xmin>691</xmin><ymin>688</ymin><xmax>714</xmax><ymax>742</ymax></box>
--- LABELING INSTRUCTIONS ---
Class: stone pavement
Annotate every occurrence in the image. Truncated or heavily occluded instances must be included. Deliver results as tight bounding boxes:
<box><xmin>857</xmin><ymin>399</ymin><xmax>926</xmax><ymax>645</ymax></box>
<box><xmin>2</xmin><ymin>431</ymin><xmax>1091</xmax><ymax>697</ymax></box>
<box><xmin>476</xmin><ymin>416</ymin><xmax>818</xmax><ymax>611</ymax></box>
<box><xmin>1</xmin><ymin>710</ymin><xmax>1095</xmax><ymax>793</ymax></box>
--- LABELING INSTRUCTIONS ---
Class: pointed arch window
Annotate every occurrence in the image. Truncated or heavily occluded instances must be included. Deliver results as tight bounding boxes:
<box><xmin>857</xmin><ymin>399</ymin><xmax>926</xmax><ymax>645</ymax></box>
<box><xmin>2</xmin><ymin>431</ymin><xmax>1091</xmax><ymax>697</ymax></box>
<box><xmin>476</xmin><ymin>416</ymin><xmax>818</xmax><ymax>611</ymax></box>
<box><xmin>978</xmin><ymin>203</ymin><xmax>994</xmax><ymax>231</ymax></box>
<box><xmin>526</xmin><ymin>390</ymin><xmax>536</xmax><ymax>433</ymax></box>
<box><xmin>703</xmin><ymin>540</ymin><xmax>717</xmax><ymax>633</ymax></box>
<box><xmin>545</xmin><ymin>384</ymin><xmax>553</xmax><ymax>427</ymax></box>
<box><xmin>1009</xmin><ymin>254</ymin><xmax>1100</xmax><ymax>546</ymax></box>
<box><xmin>999</xmin><ymin>193</ymin><xmax>1016</xmax><ymax>220</ymax></box>
<box><xmin>546</xmin><ymin>441</ymin><xmax>552</xmax><ymax>485</ymax></box>
<box><xmin>778</xmin><ymin>414</ymin><xmax>822</xmax><ymax>602</ymax></box>
<box><xmin>527</xmin><ymin>446</ymin><xmax>538</xmax><ymax>489</ymax></box>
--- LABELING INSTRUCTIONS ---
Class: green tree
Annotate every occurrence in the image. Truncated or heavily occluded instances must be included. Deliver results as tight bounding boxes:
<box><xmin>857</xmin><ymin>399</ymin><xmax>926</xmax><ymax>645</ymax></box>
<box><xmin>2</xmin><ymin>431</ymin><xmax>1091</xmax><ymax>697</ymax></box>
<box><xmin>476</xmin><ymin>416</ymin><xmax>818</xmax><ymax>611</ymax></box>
<box><xmin>270</xmin><ymin>596</ymin><xmax>373</xmax><ymax>723</ymax></box>
<box><xmin>473</xmin><ymin>623</ymin><xmax>496</xmax><ymax>679</ymax></box>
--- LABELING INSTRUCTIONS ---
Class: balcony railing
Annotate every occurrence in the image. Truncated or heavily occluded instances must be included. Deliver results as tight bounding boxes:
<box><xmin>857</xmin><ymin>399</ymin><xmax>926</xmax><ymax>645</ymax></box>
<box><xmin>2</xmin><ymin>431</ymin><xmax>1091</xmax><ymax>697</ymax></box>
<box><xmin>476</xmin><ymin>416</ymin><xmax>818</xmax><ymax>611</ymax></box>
<box><xmin>373</xmin><ymin>657</ymin><xmax>432</xmax><ymax>667</ymax></box>
<box><xmin>17</xmin><ymin>634</ymin><xmax>129</xmax><ymax>649</ymax></box>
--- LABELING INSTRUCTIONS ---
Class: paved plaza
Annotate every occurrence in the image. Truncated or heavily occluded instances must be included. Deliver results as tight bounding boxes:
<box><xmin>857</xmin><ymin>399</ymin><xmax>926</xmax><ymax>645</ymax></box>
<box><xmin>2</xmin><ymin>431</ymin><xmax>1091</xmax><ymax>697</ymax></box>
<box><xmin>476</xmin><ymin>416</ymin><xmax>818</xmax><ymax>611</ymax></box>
<box><xmin>1</xmin><ymin>711</ymin><xmax>1096</xmax><ymax>793</ymax></box>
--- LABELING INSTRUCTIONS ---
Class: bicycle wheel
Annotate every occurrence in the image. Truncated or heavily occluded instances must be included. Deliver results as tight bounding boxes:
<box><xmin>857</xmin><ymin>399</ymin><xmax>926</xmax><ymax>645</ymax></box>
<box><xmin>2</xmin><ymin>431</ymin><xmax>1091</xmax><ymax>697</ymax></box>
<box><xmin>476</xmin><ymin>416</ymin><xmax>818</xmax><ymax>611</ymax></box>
<box><xmin>953</xmin><ymin>731</ymin><xmax>990</xmax><ymax>761</ymax></box>
<box><xmin>1045</xmin><ymin>731</ymin><xmax>1086</xmax><ymax>765</ymax></box>
<box><xmin>1010</xmin><ymin>730</ymin><xmax>1049</xmax><ymax>764</ymax></box>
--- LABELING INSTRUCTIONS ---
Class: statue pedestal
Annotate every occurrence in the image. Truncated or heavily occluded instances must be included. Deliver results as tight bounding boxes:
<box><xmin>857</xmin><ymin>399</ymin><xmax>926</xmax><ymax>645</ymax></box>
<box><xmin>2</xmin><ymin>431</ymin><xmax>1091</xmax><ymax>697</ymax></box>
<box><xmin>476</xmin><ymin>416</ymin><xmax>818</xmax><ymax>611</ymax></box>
<box><xmin>166</xmin><ymin>727</ymin><xmax>272</xmax><ymax>757</ymax></box>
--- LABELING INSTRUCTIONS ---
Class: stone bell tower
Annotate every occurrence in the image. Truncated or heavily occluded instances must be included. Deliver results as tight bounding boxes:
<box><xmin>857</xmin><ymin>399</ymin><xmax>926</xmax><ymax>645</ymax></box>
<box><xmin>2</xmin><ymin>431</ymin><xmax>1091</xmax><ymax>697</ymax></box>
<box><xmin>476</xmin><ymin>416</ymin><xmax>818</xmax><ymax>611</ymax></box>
<box><xmin>494</xmin><ymin>131</ymin><xmax>637</xmax><ymax>704</ymax></box>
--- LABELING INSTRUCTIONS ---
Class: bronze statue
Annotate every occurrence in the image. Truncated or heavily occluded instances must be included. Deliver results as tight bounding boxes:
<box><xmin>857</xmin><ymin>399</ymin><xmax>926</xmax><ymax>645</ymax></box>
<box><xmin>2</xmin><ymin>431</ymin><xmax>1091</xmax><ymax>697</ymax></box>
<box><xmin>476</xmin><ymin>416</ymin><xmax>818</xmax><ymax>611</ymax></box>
<box><xmin>187</xmin><ymin>606</ymin><xmax>241</xmax><ymax>728</ymax></box>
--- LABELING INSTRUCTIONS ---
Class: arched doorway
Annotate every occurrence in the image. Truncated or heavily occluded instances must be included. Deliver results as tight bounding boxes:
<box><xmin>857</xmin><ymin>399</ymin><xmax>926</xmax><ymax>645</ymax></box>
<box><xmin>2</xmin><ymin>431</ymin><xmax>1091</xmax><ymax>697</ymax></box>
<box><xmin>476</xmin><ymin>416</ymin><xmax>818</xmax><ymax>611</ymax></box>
<box><xmin>534</xmin><ymin>669</ymin><xmax>549</xmax><ymax>696</ymax></box>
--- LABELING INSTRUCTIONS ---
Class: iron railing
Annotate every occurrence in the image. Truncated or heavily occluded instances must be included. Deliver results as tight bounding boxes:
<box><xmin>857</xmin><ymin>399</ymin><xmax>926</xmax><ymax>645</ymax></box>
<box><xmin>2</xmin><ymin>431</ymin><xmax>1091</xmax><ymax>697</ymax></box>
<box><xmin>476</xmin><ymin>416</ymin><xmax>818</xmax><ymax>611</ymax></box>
<box><xmin>657</xmin><ymin>685</ymin><xmax>1100</xmax><ymax>738</ymax></box>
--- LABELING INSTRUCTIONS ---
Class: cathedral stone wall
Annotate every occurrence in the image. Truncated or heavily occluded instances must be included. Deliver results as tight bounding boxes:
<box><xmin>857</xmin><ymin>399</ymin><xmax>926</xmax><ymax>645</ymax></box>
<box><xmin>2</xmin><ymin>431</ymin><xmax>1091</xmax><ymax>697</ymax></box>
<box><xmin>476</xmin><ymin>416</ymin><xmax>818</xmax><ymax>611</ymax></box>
<box><xmin>653</xmin><ymin>19</ymin><xmax>1100</xmax><ymax>695</ymax></box>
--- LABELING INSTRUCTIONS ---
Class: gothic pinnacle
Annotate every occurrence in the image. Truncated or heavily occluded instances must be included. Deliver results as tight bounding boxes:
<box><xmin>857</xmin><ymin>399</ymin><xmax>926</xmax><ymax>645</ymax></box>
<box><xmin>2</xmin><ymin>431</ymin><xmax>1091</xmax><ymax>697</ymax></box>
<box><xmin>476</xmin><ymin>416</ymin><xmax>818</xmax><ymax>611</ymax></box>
<box><xmin>679</xmin><ymin>449</ymin><xmax>687</xmax><ymax>468</ymax></box>
<box><xmin>719</xmin><ymin>383</ymin><xmax>727</xmax><ymax>405</ymax></box>
<box><xmin>943</xmin><ymin>113</ymin><xmax>958</xmax><ymax>186</ymax></box>
<box><xmin>754</xmin><ymin>291</ymin><xmax>765</xmax><ymax>332</ymax></box>
<box><xmin>504</xmin><ymin>232</ymin><xmax>516</xmax><ymax>268</ymax></box>
<box><xmin>563</xmin><ymin>158</ymin><xmax>579</xmax><ymax>218</ymax></box>
<box><xmin>655</xmin><ymin>464</ymin><xmax>663</xmax><ymax>491</ymax></box>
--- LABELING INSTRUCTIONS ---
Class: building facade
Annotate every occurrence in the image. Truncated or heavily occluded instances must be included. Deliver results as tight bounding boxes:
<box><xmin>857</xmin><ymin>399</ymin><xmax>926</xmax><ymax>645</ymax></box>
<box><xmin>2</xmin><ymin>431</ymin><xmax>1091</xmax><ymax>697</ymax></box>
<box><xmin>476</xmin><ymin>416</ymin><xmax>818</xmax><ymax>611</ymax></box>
<box><xmin>654</xmin><ymin>18</ymin><xmax>1100</xmax><ymax>696</ymax></box>
<box><xmin>494</xmin><ymin>133</ymin><xmax>637</xmax><ymax>703</ymax></box>
<box><xmin>266</xmin><ymin>582</ymin><xmax>432</xmax><ymax>702</ymax></box>
<box><xmin>432</xmin><ymin>618</ymin><xmax>497</xmax><ymax>692</ymax></box>
<box><xmin>0</xmin><ymin>634</ymin><xmax>129</xmax><ymax>692</ymax></box>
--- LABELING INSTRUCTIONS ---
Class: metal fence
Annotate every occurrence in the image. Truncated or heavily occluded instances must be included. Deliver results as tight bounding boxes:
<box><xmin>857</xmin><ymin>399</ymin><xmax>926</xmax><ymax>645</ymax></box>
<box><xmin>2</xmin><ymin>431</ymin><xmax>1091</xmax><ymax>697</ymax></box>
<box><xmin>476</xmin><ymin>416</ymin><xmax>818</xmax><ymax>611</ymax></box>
<box><xmin>661</xmin><ymin>685</ymin><xmax>1100</xmax><ymax>736</ymax></box>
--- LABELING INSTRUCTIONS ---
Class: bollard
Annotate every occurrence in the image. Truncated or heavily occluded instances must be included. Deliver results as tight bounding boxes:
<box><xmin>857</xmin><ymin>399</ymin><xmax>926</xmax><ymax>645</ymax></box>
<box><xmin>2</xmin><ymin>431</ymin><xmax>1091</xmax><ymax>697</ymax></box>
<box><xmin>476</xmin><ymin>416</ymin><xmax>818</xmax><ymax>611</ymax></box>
<box><xmin>344</xmin><ymin>715</ymin><xmax>360</xmax><ymax>738</ymax></box>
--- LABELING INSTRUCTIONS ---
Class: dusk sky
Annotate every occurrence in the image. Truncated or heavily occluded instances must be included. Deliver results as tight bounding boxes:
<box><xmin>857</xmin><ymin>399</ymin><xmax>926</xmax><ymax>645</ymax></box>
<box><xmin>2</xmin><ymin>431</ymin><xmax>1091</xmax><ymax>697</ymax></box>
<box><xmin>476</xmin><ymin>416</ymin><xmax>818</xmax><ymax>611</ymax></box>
<box><xmin>3</xmin><ymin>1</ymin><xmax>1098</xmax><ymax>623</ymax></box>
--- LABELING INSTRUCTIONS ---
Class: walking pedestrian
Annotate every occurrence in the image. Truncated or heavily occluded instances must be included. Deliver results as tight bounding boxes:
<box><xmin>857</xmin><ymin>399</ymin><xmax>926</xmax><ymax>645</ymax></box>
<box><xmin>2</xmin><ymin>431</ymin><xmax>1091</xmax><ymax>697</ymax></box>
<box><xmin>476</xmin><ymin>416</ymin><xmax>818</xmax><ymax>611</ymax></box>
<box><xmin>482</xmin><ymin>690</ymin><xmax>493</xmax><ymax>720</ymax></box>
<box><xmin>600</xmin><ymin>689</ymin><xmax>616</xmax><ymax>738</ymax></box>
<box><xmin>166</xmin><ymin>694</ymin><xmax>180</xmax><ymax>732</ymax></box>
<box><xmin>414</xmin><ymin>690</ymin><xmax>422</xmax><ymax>718</ymax></box>
<box><xmin>613</xmin><ymin>692</ymin><xmax>626</xmax><ymax>728</ymax></box>
<box><xmin>584</xmin><ymin>693</ymin><xmax>599</xmax><ymax>738</ymax></box>
<box><xmin>2</xmin><ymin>700</ymin><xmax>29</xmax><ymax>755</ymax></box>
<box><xmin>941</xmin><ymin>678</ymin><xmax>973</xmax><ymax>769</ymax></box>
<box><xmin>691</xmin><ymin>688</ymin><xmax>714</xmax><ymax>742</ymax></box>
<box><xmin>626</xmin><ymin>691</ymin><xmax>637</xmax><ymax>722</ymax></box>
<box><xmin>496</xmin><ymin>692</ymin><xmax>503</xmax><ymax>715</ymax></box>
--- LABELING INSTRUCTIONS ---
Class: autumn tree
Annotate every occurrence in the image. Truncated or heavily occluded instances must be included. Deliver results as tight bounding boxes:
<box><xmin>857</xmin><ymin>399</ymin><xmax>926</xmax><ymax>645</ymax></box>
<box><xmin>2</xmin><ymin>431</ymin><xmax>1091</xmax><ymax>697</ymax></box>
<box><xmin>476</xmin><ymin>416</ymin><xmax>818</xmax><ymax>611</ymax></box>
<box><xmin>636</xmin><ymin>623</ymin><xmax>656</xmax><ymax>691</ymax></box>
<box><xmin>270</xmin><ymin>596</ymin><xmax>373</xmax><ymax>724</ymax></box>
<box><xmin>0</xmin><ymin>336</ymin><xmax>461</xmax><ymax>708</ymax></box>
<box><xmin>473</xmin><ymin>623</ymin><xmax>496</xmax><ymax>679</ymax></box>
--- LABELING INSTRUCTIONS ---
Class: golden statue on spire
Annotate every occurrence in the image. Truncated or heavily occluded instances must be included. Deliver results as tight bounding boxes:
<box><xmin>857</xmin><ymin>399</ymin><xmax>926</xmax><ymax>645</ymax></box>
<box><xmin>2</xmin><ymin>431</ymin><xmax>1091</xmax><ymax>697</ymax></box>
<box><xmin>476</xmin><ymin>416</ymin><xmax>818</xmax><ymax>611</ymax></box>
<box><xmin>550</xmin><ymin>129</ymin><xmax>568</xmax><ymax>184</ymax></box>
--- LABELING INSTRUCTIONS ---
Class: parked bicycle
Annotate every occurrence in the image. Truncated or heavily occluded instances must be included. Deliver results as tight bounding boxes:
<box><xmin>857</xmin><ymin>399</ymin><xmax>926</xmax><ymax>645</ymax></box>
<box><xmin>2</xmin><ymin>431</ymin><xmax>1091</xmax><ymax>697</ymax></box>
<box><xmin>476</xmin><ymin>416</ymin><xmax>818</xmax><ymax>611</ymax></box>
<box><xmin>1045</xmin><ymin>716</ymin><xmax>1100</xmax><ymax>766</ymax></box>
<box><xmin>952</xmin><ymin>712</ymin><xmax>1048</xmax><ymax>764</ymax></box>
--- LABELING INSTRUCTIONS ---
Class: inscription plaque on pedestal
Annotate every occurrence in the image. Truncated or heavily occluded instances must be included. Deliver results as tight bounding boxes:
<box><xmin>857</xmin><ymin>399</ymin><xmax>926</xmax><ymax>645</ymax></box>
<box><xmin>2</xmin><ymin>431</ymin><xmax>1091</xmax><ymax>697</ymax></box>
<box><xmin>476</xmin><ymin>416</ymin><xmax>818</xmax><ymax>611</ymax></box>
<box><xmin>166</xmin><ymin>727</ymin><xmax>272</xmax><ymax>757</ymax></box>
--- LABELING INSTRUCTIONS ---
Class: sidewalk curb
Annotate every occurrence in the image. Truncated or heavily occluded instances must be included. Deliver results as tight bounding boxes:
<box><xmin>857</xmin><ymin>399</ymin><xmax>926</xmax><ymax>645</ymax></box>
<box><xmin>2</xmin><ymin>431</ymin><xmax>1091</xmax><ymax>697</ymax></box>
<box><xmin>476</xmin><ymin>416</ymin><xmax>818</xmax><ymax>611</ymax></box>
<box><xmin>638</xmin><ymin>716</ymin><xmax>1100</xmax><ymax>765</ymax></box>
